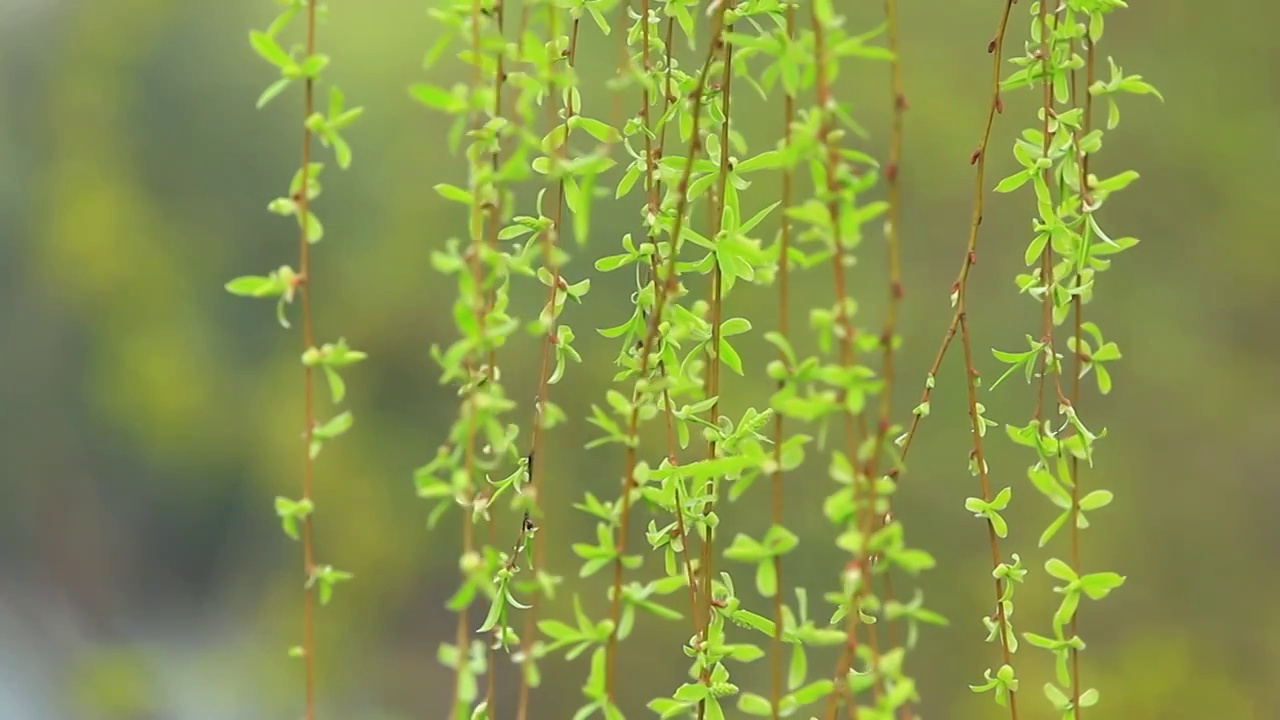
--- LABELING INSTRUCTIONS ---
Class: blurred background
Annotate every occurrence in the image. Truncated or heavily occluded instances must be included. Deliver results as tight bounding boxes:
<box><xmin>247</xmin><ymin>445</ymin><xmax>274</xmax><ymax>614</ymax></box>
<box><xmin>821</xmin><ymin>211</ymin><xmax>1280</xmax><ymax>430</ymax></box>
<box><xmin>1</xmin><ymin>0</ymin><xmax>1275</xmax><ymax>718</ymax></box>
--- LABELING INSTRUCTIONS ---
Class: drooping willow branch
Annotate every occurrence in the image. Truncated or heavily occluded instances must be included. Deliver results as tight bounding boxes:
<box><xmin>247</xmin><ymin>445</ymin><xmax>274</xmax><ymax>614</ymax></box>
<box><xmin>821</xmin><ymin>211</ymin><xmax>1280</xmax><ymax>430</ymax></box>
<box><xmin>603</xmin><ymin>3</ymin><xmax>731</xmax><ymax>703</ymax></box>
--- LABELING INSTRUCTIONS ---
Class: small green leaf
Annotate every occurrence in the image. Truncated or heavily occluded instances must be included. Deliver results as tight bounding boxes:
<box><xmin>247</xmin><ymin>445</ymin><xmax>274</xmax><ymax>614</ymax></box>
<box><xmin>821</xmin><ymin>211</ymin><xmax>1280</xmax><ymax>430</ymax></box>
<box><xmin>249</xmin><ymin>30</ymin><xmax>292</xmax><ymax>69</ymax></box>
<box><xmin>1078</xmin><ymin>489</ymin><xmax>1114</xmax><ymax>511</ymax></box>
<box><xmin>434</xmin><ymin>183</ymin><xmax>473</xmax><ymax>204</ymax></box>
<box><xmin>572</xmin><ymin>116</ymin><xmax>621</xmax><ymax>144</ymax></box>
<box><xmin>256</xmin><ymin>78</ymin><xmax>292</xmax><ymax>109</ymax></box>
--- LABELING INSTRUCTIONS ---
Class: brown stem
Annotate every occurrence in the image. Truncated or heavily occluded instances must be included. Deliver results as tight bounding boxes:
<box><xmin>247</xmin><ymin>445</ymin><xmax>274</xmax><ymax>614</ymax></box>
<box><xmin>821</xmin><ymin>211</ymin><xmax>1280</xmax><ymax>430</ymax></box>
<box><xmin>845</xmin><ymin>1</ymin><xmax>1021</xmax><ymax>718</ymax></box>
<box><xmin>694</xmin><ymin>13</ymin><xmax>735</xmax><ymax>720</ymax></box>
<box><xmin>651</xmin><ymin>258</ymin><xmax>701</xmax><ymax>621</ymax></box>
<box><xmin>812</xmin><ymin>5</ymin><xmax>884</xmax><ymax>716</ymax></box>
<box><xmin>879</xmin><ymin>0</ymin><xmax>1017</xmax><ymax>476</ymax></box>
<box><xmin>479</xmin><ymin>3</ymin><xmax>510</xmax><ymax>714</ymax></box>
<box><xmin>603</xmin><ymin>2</ymin><xmax>730</xmax><ymax>703</ymax></box>
<box><xmin>295</xmin><ymin>2</ymin><xmax>319</xmax><ymax>718</ymax></box>
<box><xmin>640</xmin><ymin>6</ymin><xmax>699</xmax><ymax>627</ymax></box>
<box><xmin>1065</xmin><ymin>28</ymin><xmax>1096</xmax><ymax>720</ymax></box>
<box><xmin>449</xmin><ymin>2</ymin><xmax>494</xmax><ymax>717</ymax></box>
<box><xmin>958</xmin><ymin>311</ymin><xmax>1020</xmax><ymax>720</ymax></box>
<box><xmin>870</xmin><ymin>0</ymin><xmax>909</xmax><ymax>711</ymax></box>
<box><xmin>514</xmin><ymin>6</ymin><xmax>584</xmax><ymax>717</ymax></box>
<box><xmin>1033</xmin><ymin>0</ymin><xmax>1069</xmax><ymax>423</ymax></box>
<box><xmin>768</xmin><ymin>8</ymin><xmax>798</xmax><ymax>720</ymax></box>
<box><xmin>945</xmin><ymin>5</ymin><xmax>1023</xmax><ymax>720</ymax></box>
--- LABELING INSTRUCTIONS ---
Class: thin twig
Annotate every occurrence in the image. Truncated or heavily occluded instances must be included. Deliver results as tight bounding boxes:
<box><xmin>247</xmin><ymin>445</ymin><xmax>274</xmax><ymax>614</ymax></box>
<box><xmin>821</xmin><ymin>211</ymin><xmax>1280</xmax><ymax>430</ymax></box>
<box><xmin>513</xmin><ymin>7</ymin><xmax>583</xmax><ymax>717</ymax></box>
<box><xmin>479</xmin><ymin>2</ymin><xmax>510</xmax><ymax>713</ymax></box>
<box><xmin>769</xmin><ymin>7</ymin><xmax>798</xmax><ymax>720</ymax></box>
<box><xmin>814</xmin><ymin>2</ymin><xmax>883</xmax><ymax>714</ymax></box>
<box><xmin>957</xmin><ymin>311</ymin><xmax>1019</xmax><ymax>720</ymax></box>
<box><xmin>448</xmin><ymin>1</ymin><xmax>492</xmax><ymax>716</ymax></box>
<box><xmin>637</xmin><ymin>2</ymin><xmax>700</xmax><ymax>625</ymax></box>
<box><xmin>1066</xmin><ymin>28</ymin><xmax>1096</xmax><ymax>720</ymax></box>
<box><xmin>855</xmin><ymin>2</ymin><xmax>1022</xmax><ymax>719</ymax></box>
<box><xmin>868</xmin><ymin>0</ymin><xmax>908</xmax><ymax>712</ymax></box>
<box><xmin>696</xmin><ymin>7</ymin><xmax>735</xmax><ymax>718</ymax></box>
<box><xmin>296</xmin><ymin>1</ymin><xmax>320</xmax><ymax>717</ymax></box>
<box><xmin>881</xmin><ymin>0</ymin><xmax>1017</xmax><ymax>475</ymax></box>
<box><xmin>1033</xmin><ymin>0</ymin><xmax>1070</xmax><ymax>422</ymax></box>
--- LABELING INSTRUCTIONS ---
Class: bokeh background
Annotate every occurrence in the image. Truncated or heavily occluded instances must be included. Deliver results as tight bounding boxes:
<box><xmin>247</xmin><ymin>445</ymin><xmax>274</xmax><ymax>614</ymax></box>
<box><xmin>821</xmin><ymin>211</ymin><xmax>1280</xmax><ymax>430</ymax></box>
<box><xmin>1</xmin><ymin>1</ymin><xmax>1275</xmax><ymax>718</ymax></box>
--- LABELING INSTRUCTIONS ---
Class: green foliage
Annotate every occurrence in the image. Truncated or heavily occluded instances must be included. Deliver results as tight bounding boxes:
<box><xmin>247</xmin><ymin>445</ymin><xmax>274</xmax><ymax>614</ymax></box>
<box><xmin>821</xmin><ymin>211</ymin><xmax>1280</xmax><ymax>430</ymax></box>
<box><xmin>984</xmin><ymin>0</ymin><xmax>1160</xmax><ymax>717</ymax></box>
<box><xmin>223</xmin><ymin>0</ymin><xmax>1159</xmax><ymax>718</ymax></box>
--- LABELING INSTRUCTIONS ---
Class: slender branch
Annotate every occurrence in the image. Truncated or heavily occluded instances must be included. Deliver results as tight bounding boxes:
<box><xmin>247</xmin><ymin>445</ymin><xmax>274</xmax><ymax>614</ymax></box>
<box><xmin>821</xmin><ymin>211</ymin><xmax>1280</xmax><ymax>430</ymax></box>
<box><xmin>694</xmin><ymin>8</ymin><xmax>735</xmax><ymax>719</ymax></box>
<box><xmin>958</xmin><ymin>311</ymin><xmax>1019</xmax><ymax>720</ymax></box>
<box><xmin>1033</xmin><ymin>0</ymin><xmax>1069</xmax><ymax>422</ymax></box>
<box><xmin>880</xmin><ymin>0</ymin><xmax>1017</xmax><ymax>474</ymax></box>
<box><xmin>295</xmin><ymin>3</ymin><xmax>320</xmax><ymax>718</ymax></box>
<box><xmin>449</xmin><ymin>2</ymin><xmax>493</xmax><ymax>716</ymax></box>
<box><xmin>510</xmin><ymin>4</ymin><xmax>581</xmax><ymax>717</ymax></box>
<box><xmin>844</xmin><ymin>2</ymin><xmax>1020</xmax><ymax>719</ymax></box>
<box><xmin>869</xmin><ymin>3</ymin><xmax>908</xmax><ymax>712</ymax></box>
<box><xmin>768</xmin><ymin>8</ymin><xmax>798</xmax><ymax>719</ymax></box>
<box><xmin>479</xmin><ymin>3</ymin><xmax>510</xmax><ymax>713</ymax></box>
<box><xmin>813</xmin><ymin>3</ymin><xmax>883</xmax><ymax>715</ymax></box>
<box><xmin>603</xmin><ymin>2</ymin><xmax>730</xmax><ymax>702</ymax></box>
<box><xmin>950</xmin><ymin>6</ymin><xmax>1023</xmax><ymax>720</ymax></box>
<box><xmin>934</xmin><ymin>7</ymin><xmax>1029</xmax><ymax>720</ymax></box>
<box><xmin>1066</xmin><ymin>31</ymin><xmax>1096</xmax><ymax>720</ymax></box>
<box><xmin>639</xmin><ymin>3</ymin><xmax>700</xmax><ymax>626</ymax></box>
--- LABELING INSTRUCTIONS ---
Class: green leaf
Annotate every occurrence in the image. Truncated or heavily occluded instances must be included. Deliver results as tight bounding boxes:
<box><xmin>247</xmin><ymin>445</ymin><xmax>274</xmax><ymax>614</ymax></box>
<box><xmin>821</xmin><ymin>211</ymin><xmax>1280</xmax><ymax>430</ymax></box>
<box><xmin>735</xmin><ymin>150</ymin><xmax>782</xmax><ymax>174</ymax></box>
<box><xmin>647</xmin><ymin>698</ymin><xmax>685</xmax><ymax>718</ymax></box>
<box><xmin>1038</xmin><ymin>510</ymin><xmax>1070</xmax><ymax>547</ymax></box>
<box><xmin>995</xmin><ymin>169</ymin><xmax>1032</xmax><ymax>193</ymax></box>
<box><xmin>434</xmin><ymin>183</ymin><xmax>473</xmax><ymax>204</ymax></box>
<box><xmin>989</xmin><ymin>511</ymin><xmax>1008</xmax><ymax>538</ymax></box>
<box><xmin>1079</xmin><ymin>571</ymin><xmax>1126</xmax><ymax>600</ymax></box>
<box><xmin>788</xmin><ymin>643</ymin><xmax>807</xmax><ymax>690</ymax></box>
<box><xmin>719</xmin><ymin>338</ymin><xmax>744</xmax><ymax>375</ymax></box>
<box><xmin>1078</xmin><ymin>489</ymin><xmax>1114</xmax><ymax>511</ymax></box>
<box><xmin>249</xmin><ymin>30</ymin><xmax>293</xmax><ymax>69</ymax></box>
<box><xmin>572</xmin><ymin>116</ymin><xmax>621</xmax><ymax>144</ymax></box>
<box><xmin>674</xmin><ymin>683</ymin><xmax>709</xmax><ymax>703</ymax></box>
<box><xmin>410</xmin><ymin>83</ymin><xmax>465</xmax><ymax>113</ymax></box>
<box><xmin>323</xmin><ymin>366</ymin><xmax>346</xmax><ymax>404</ymax></box>
<box><xmin>226</xmin><ymin>275</ymin><xmax>281</xmax><ymax>297</ymax></box>
<box><xmin>755</xmin><ymin>558</ymin><xmax>777</xmax><ymax>597</ymax></box>
<box><xmin>737</xmin><ymin>693</ymin><xmax>772</xmax><ymax>716</ymax></box>
<box><xmin>720</xmin><ymin>317</ymin><xmax>752</xmax><ymax>337</ymax></box>
<box><xmin>1044</xmin><ymin>558</ymin><xmax>1077</xmax><ymax>582</ymax></box>
<box><xmin>256</xmin><ymin>78</ymin><xmax>292</xmax><ymax>109</ymax></box>
<box><xmin>476</xmin><ymin>592</ymin><xmax>505</xmax><ymax>634</ymax></box>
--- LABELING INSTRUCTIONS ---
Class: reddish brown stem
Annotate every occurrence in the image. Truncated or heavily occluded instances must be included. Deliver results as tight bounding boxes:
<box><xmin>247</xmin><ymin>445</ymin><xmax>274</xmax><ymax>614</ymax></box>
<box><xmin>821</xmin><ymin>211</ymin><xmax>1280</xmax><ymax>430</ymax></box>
<box><xmin>870</xmin><ymin>0</ymin><xmax>909</xmax><ymax>712</ymax></box>
<box><xmin>879</xmin><ymin>0</ymin><xmax>1017</xmax><ymax>474</ymax></box>
<box><xmin>958</xmin><ymin>311</ymin><xmax>1019</xmax><ymax>720</ymax></box>
<box><xmin>1065</xmin><ymin>29</ymin><xmax>1096</xmax><ymax>720</ymax></box>
<box><xmin>295</xmin><ymin>2</ymin><xmax>319</xmax><ymax>718</ymax></box>
<box><xmin>850</xmin><ymin>1</ymin><xmax>1021</xmax><ymax>718</ymax></box>
<box><xmin>944</xmin><ymin>5</ymin><xmax>1023</xmax><ymax>720</ymax></box>
<box><xmin>651</xmin><ymin>259</ymin><xmax>701</xmax><ymax>622</ymax></box>
<box><xmin>515</xmin><ymin>6</ymin><xmax>583</xmax><ymax>713</ymax></box>
<box><xmin>813</xmin><ymin>5</ymin><xmax>883</xmax><ymax>716</ymax></box>
<box><xmin>768</xmin><ymin>8</ymin><xmax>798</xmax><ymax>720</ymax></box>
<box><xmin>695</xmin><ymin>14</ymin><xmax>735</xmax><ymax>720</ymax></box>
<box><xmin>1033</xmin><ymin>0</ymin><xmax>1069</xmax><ymax>422</ymax></box>
<box><xmin>479</xmin><ymin>3</ymin><xmax>509</xmax><ymax>714</ymax></box>
<box><xmin>448</xmin><ymin>2</ymin><xmax>493</xmax><ymax>718</ymax></box>
<box><xmin>509</xmin><ymin>4</ymin><xmax>582</xmax><ymax>719</ymax></box>
<box><xmin>638</xmin><ymin>5</ymin><xmax>700</xmax><ymax>627</ymax></box>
